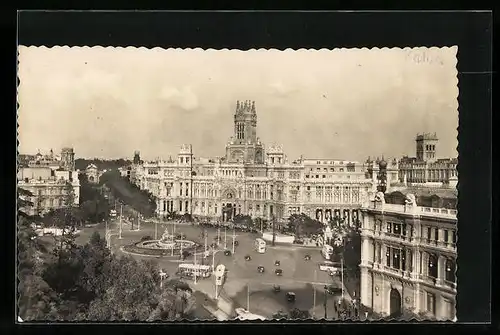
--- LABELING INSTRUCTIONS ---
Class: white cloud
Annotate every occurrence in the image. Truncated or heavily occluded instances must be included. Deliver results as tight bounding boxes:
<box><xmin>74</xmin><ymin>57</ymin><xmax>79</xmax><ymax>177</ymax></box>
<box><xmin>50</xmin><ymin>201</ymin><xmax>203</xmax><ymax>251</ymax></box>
<box><xmin>159</xmin><ymin>86</ymin><xmax>199</xmax><ymax>111</ymax></box>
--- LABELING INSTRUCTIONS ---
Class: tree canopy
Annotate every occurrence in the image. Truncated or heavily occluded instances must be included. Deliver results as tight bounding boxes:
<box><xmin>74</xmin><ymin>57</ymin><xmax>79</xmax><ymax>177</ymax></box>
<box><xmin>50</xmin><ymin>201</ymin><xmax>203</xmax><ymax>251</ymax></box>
<box><xmin>287</xmin><ymin>213</ymin><xmax>323</xmax><ymax>238</ymax></box>
<box><xmin>18</xmin><ymin>185</ymin><xmax>189</xmax><ymax>322</ymax></box>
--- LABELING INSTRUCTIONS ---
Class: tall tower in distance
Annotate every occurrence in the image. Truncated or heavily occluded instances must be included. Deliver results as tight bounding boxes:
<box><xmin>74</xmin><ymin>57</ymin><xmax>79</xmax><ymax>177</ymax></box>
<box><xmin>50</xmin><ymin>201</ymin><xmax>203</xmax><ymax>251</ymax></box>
<box><xmin>133</xmin><ymin>150</ymin><xmax>141</xmax><ymax>165</ymax></box>
<box><xmin>416</xmin><ymin>132</ymin><xmax>438</xmax><ymax>162</ymax></box>
<box><xmin>234</xmin><ymin>100</ymin><xmax>257</xmax><ymax>144</ymax></box>
<box><xmin>60</xmin><ymin>147</ymin><xmax>75</xmax><ymax>171</ymax></box>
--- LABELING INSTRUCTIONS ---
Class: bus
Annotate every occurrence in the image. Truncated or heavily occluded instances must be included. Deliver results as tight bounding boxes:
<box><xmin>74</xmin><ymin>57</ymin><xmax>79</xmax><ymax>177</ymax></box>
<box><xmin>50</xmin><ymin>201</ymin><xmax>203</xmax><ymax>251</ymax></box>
<box><xmin>214</xmin><ymin>264</ymin><xmax>226</xmax><ymax>286</ymax></box>
<box><xmin>254</xmin><ymin>238</ymin><xmax>266</xmax><ymax>253</ymax></box>
<box><xmin>322</xmin><ymin>244</ymin><xmax>334</xmax><ymax>260</ymax></box>
<box><xmin>177</xmin><ymin>264</ymin><xmax>212</xmax><ymax>279</ymax></box>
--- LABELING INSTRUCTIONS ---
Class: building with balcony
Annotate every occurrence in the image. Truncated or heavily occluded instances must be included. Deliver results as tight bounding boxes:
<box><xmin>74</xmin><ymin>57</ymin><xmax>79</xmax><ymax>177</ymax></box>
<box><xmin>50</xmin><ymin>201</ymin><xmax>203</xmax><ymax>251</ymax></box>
<box><xmin>359</xmin><ymin>188</ymin><xmax>457</xmax><ymax>320</ymax></box>
<box><xmin>17</xmin><ymin>148</ymin><xmax>80</xmax><ymax>216</ymax></box>
<box><xmin>130</xmin><ymin>100</ymin><xmax>404</xmax><ymax>224</ymax></box>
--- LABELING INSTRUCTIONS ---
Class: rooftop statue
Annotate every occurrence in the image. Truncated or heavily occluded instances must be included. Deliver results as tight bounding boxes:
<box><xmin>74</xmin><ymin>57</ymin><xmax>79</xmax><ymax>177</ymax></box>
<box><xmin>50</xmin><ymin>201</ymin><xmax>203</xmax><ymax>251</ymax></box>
<box><xmin>374</xmin><ymin>191</ymin><xmax>385</xmax><ymax>204</ymax></box>
<box><xmin>405</xmin><ymin>193</ymin><xmax>417</xmax><ymax>207</ymax></box>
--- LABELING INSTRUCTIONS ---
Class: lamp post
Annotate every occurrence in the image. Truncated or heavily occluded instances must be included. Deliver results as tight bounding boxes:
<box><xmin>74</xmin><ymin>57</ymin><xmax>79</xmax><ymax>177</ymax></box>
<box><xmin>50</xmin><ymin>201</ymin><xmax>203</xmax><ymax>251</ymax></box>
<box><xmin>159</xmin><ymin>269</ymin><xmax>167</xmax><ymax>289</ymax></box>
<box><xmin>232</xmin><ymin>228</ymin><xmax>236</xmax><ymax>255</ymax></box>
<box><xmin>224</xmin><ymin>227</ymin><xmax>227</xmax><ymax>249</ymax></box>
<box><xmin>193</xmin><ymin>247</ymin><xmax>197</xmax><ymax>285</ymax></box>
<box><xmin>247</xmin><ymin>284</ymin><xmax>250</xmax><ymax>312</ymax></box>
<box><xmin>217</xmin><ymin>227</ymin><xmax>221</xmax><ymax>245</ymax></box>
<box><xmin>313</xmin><ymin>270</ymin><xmax>317</xmax><ymax>318</ymax></box>
<box><xmin>119</xmin><ymin>204</ymin><xmax>123</xmax><ymax>239</ymax></box>
<box><xmin>171</xmin><ymin>229</ymin><xmax>174</xmax><ymax>257</ymax></box>
<box><xmin>341</xmin><ymin>254</ymin><xmax>345</xmax><ymax>301</ymax></box>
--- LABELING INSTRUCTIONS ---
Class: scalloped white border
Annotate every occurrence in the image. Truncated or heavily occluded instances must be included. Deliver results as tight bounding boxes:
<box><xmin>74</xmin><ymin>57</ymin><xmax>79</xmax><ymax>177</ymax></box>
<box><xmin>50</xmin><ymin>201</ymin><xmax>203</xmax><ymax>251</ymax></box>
<box><xmin>16</xmin><ymin>45</ymin><xmax>459</xmax><ymax>323</ymax></box>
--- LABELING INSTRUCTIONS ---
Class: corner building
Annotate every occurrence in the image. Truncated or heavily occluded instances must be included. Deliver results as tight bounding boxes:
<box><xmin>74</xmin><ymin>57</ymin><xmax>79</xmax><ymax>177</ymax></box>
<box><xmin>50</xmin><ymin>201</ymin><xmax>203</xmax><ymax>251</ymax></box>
<box><xmin>359</xmin><ymin>189</ymin><xmax>457</xmax><ymax>320</ymax></box>
<box><xmin>133</xmin><ymin>101</ymin><xmax>393</xmax><ymax>223</ymax></box>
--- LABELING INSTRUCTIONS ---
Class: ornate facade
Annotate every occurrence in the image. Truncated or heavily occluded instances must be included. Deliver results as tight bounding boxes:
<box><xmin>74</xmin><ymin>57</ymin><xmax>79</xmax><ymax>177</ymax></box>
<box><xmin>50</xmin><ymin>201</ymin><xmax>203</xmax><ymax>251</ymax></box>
<box><xmin>17</xmin><ymin>148</ymin><xmax>80</xmax><ymax>216</ymax></box>
<box><xmin>131</xmin><ymin>100</ymin><xmax>398</xmax><ymax>224</ymax></box>
<box><xmin>359</xmin><ymin>191</ymin><xmax>457</xmax><ymax>320</ymax></box>
<box><xmin>398</xmin><ymin>133</ymin><xmax>458</xmax><ymax>187</ymax></box>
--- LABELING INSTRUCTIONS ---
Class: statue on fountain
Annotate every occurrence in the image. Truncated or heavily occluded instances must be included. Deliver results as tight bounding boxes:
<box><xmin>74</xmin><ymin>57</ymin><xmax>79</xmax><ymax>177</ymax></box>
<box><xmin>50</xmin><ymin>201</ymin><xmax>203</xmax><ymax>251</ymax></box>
<box><xmin>161</xmin><ymin>228</ymin><xmax>172</xmax><ymax>242</ymax></box>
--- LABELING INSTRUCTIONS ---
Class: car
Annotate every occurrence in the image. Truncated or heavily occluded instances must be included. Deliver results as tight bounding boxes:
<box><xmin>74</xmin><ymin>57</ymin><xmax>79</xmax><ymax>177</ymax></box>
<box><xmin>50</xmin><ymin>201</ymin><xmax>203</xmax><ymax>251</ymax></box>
<box><xmin>224</xmin><ymin>250</ymin><xmax>232</xmax><ymax>256</ymax></box>
<box><xmin>210</xmin><ymin>243</ymin><xmax>218</xmax><ymax>249</ymax></box>
<box><xmin>304</xmin><ymin>255</ymin><xmax>311</xmax><ymax>261</ymax></box>
<box><xmin>286</xmin><ymin>292</ymin><xmax>296</xmax><ymax>302</ymax></box>
<box><xmin>244</xmin><ymin>255</ymin><xmax>252</xmax><ymax>261</ymax></box>
<box><xmin>234</xmin><ymin>240</ymin><xmax>239</xmax><ymax>246</ymax></box>
<box><xmin>324</xmin><ymin>285</ymin><xmax>343</xmax><ymax>295</ymax></box>
<box><xmin>328</xmin><ymin>270</ymin><xmax>338</xmax><ymax>277</ymax></box>
<box><xmin>273</xmin><ymin>285</ymin><xmax>281</xmax><ymax>293</ymax></box>
<box><xmin>274</xmin><ymin>260</ymin><xmax>280</xmax><ymax>266</ymax></box>
<box><xmin>275</xmin><ymin>269</ymin><xmax>283</xmax><ymax>276</ymax></box>
<box><xmin>257</xmin><ymin>266</ymin><xmax>265</xmax><ymax>273</ymax></box>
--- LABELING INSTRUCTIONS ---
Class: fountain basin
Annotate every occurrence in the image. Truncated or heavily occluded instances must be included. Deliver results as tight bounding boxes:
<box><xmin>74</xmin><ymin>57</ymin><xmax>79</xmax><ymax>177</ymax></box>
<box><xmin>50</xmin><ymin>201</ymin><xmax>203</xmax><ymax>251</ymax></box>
<box><xmin>123</xmin><ymin>239</ymin><xmax>200</xmax><ymax>257</ymax></box>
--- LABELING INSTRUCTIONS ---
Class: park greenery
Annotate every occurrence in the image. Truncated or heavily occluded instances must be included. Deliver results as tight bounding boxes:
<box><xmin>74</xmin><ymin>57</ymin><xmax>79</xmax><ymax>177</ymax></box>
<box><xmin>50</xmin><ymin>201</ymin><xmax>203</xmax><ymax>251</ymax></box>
<box><xmin>17</xmin><ymin>188</ymin><xmax>191</xmax><ymax>321</ymax></box>
<box><xmin>99</xmin><ymin>170</ymin><xmax>157</xmax><ymax>218</ymax></box>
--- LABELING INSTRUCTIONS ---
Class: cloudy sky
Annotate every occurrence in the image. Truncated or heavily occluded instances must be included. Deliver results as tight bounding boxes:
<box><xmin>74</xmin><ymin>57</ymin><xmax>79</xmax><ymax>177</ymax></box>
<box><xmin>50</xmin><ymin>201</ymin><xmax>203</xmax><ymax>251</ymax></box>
<box><xmin>18</xmin><ymin>46</ymin><xmax>458</xmax><ymax>162</ymax></box>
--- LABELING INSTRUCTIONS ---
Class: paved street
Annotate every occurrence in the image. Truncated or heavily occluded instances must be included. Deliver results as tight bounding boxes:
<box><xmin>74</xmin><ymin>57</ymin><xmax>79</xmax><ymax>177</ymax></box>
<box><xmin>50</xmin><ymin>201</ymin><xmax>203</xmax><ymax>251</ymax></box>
<box><xmin>76</xmin><ymin>220</ymin><xmax>352</xmax><ymax>319</ymax></box>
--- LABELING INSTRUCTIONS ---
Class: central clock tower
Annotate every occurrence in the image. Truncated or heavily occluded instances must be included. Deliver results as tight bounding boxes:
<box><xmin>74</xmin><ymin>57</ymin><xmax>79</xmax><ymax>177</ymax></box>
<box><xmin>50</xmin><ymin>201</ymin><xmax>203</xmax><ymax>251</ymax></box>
<box><xmin>225</xmin><ymin>100</ymin><xmax>265</xmax><ymax>164</ymax></box>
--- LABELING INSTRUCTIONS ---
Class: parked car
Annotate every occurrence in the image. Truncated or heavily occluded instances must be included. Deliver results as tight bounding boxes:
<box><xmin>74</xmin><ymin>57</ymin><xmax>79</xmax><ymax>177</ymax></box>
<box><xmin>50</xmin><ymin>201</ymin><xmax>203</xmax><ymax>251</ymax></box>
<box><xmin>224</xmin><ymin>250</ymin><xmax>232</xmax><ymax>256</ymax></box>
<box><xmin>274</xmin><ymin>260</ymin><xmax>280</xmax><ymax>266</ymax></box>
<box><xmin>273</xmin><ymin>285</ymin><xmax>281</xmax><ymax>293</ymax></box>
<box><xmin>275</xmin><ymin>269</ymin><xmax>283</xmax><ymax>276</ymax></box>
<box><xmin>286</xmin><ymin>292</ymin><xmax>296</xmax><ymax>302</ymax></box>
<box><xmin>245</xmin><ymin>255</ymin><xmax>252</xmax><ymax>261</ymax></box>
<box><xmin>257</xmin><ymin>266</ymin><xmax>265</xmax><ymax>273</ymax></box>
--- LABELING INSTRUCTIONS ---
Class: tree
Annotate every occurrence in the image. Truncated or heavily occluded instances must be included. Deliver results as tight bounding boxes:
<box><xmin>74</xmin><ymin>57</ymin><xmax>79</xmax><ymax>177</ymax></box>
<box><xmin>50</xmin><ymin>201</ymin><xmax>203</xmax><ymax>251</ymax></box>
<box><xmin>288</xmin><ymin>213</ymin><xmax>323</xmax><ymax>239</ymax></box>
<box><xmin>289</xmin><ymin>308</ymin><xmax>310</xmax><ymax>319</ymax></box>
<box><xmin>17</xmin><ymin>187</ymin><xmax>61</xmax><ymax>321</ymax></box>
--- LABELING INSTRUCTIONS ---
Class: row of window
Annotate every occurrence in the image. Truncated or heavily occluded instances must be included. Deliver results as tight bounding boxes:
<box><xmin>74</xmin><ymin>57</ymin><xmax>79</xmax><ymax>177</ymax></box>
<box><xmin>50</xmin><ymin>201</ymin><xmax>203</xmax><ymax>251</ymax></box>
<box><xmin>375</xmin><ymin>244</ymin><xmax>456</xmax><ymax>283</ymax></box>
<box><xmin>374</xmin><ymin>221</ymin><xmax>456</xmax><ymax>245</ymax></box>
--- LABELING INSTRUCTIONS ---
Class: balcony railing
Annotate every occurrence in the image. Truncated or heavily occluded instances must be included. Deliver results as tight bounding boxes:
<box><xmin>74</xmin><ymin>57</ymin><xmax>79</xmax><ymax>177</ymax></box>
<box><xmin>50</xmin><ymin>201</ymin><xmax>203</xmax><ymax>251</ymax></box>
<box><xmin>370</xmin><ymin>201</ymin><xmax>457</xmax><ymax>219</ymax></box>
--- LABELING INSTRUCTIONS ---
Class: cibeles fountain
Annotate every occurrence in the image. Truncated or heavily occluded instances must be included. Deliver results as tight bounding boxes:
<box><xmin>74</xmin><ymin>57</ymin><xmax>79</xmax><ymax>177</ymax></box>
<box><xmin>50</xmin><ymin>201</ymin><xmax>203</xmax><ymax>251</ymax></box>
<box><xmin>127</xmin><ymin>227</ymin><xmax>198</xmax><ymax>257</ymax></box>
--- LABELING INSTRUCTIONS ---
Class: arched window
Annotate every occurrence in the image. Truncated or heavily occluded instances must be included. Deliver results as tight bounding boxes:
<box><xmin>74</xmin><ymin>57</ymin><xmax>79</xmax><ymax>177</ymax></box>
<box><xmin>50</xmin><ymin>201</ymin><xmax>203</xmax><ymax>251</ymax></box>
<box><xmin>428</xmin><ymin>254</ymin><xmax>438</xmax><ymax>278</ymax></box>
<box><xmin>445</xmin><ymin>258</ymin><xmax>456</xmax><ymax>283</ymax></box>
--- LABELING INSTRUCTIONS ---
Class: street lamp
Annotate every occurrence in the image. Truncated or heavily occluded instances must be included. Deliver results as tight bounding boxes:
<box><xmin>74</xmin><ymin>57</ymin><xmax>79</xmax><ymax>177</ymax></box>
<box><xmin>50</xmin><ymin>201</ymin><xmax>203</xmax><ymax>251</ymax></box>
<box><xmin>211</xmin><ymin>247</ymin><xmax>222</xmax><ymax>272</ymax></box>
<box><xmin>232</xmin><ymin>228</ymin><xmax>236</xmax><ymax>255</ymax></box>
<box><xmin>159</xmin><ymin>269</ymin><xmax>167</xmax><ymax>288</ymax></box>
<box><xmin>224</xmin><ymin>227</ymin><xmax>227</xmax><ymax>249</ymax></box>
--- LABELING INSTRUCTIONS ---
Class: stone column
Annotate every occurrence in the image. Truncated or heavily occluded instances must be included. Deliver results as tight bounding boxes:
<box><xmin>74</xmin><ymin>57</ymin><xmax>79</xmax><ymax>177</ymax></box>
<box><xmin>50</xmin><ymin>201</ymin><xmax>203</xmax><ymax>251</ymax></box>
<box><xmin>361</xmin><ymin>237</ymin><xmax>370</xmax><ymax>265</ymax></box>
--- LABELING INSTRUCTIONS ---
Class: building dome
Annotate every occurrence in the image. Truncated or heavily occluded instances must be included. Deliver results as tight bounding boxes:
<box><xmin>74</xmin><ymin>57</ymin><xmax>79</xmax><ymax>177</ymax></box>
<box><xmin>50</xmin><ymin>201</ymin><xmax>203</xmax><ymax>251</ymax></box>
<box><xmin>379</xmin><ymin>159</ymin><xmax>387</xmax><ymax>169</ymax></box>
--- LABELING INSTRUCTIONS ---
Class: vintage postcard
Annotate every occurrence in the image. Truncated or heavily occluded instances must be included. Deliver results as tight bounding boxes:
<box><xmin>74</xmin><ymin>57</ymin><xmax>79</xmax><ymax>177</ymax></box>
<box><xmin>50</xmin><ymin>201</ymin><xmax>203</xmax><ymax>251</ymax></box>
<box><xmin>17</xmin><ymin>46</ymin><xmax>458</xmax><ymax>322</ymax></box>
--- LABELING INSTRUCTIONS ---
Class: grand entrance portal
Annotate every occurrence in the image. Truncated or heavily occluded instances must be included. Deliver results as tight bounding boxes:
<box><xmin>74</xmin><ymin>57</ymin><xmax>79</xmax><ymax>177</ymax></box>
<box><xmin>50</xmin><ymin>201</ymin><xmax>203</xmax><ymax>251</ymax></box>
<box><xmin>222</xmin><ymin>203</ymin><xmax>235</xmax><ymax>222</ymax></box>
<box><xmin>389</xmin><ymin>288</ymin><xmax>402</xmax><ymax>317</ymax></box>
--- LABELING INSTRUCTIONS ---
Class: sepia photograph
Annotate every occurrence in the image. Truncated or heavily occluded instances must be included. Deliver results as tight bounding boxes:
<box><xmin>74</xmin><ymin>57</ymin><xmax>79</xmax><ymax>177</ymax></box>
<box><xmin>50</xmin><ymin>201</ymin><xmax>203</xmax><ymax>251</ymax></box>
<box><xmin>17</xmin><ymin>45</ymin><xmax>459</xmax><ymax>322</ymax></box>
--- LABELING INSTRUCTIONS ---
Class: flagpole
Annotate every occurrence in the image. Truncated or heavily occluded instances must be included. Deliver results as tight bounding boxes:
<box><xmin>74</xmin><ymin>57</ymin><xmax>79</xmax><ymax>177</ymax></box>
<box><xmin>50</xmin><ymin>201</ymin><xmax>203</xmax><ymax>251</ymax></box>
<box><xmin>119</xmin><ymin>204</ymin><xmax>123</xmax><ymax>239</ymax></box>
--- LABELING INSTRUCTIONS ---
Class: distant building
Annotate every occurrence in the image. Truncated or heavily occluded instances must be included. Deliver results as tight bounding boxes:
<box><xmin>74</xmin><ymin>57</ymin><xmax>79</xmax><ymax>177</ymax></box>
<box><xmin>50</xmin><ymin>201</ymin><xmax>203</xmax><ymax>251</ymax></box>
<box><xmin>398</xmin><ymin>133</ymin><xmax>458</xmax><ymax>187</ymax></box>
<box><xmin>85</xmin><ymin>163</ymin><xmax>101</xmax><ymax>184</ymax></box>
<box><xmin>359</xmin><ymin>187</ymin><xmax>457</xmax><ymax>321</ymax></box>
<box><xmin>17</xmin><ymin>148</ymin><xmax>80</xmax><ymax>216</ymax></box>
<box><xmin>129</xmin><ymin>100</ymin><xmax>404</xmax><ymax>223</ymax></box>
